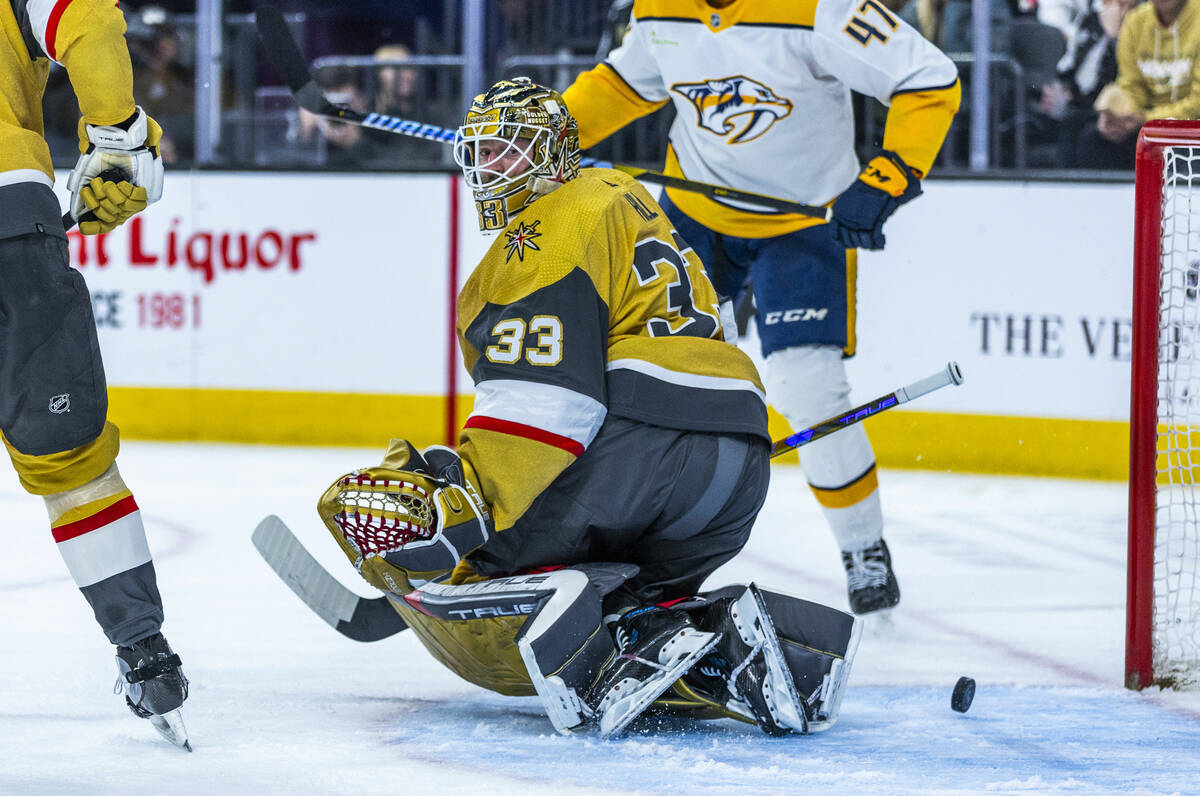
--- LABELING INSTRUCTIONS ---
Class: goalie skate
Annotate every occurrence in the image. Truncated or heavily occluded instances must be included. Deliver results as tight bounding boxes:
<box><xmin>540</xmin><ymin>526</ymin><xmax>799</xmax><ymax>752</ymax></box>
<box><xmin>587</xmin><ymin>606</ymin><xmax>719</xmax><ymax>738</ymax></box>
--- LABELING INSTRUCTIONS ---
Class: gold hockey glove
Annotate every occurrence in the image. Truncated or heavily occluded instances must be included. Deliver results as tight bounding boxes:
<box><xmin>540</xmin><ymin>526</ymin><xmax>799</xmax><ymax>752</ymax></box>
<box><xmin>67</xmin><ymin>107</ymin><xmax>165</xmax><ymax>235</ymax></box>
<box><xmin>318</xmin><ymin>439</ymin><xmax>492</xmax><ymax>594</ymax></box>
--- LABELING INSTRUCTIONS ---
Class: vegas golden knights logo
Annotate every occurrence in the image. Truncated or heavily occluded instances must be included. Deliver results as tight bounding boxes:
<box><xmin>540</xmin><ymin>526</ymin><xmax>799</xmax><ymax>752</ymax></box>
<box><xmin>671</xmin><ymin>75</ymin><xmax>793</xmax><ymax>144</ymax></box>
<box><xmin>504</xmin><ymin>220</ymin><xmax>543</xmax><ymax>262</ymax></box>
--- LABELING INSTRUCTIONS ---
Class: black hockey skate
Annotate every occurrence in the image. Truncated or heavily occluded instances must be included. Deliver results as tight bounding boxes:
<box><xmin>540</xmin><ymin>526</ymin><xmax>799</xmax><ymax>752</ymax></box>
<box><xmin>114</xmin><ymin>633</ymin><xmax>191</xmax><ymax>751</ymax></box>
<box><xmin>690</xmin><ymin>587</ymin><xmax>809</xmax><ymax>736</ymax></box>
<box><xmin>842</xmin><ymin>539</ymin><xmax>900</xmax><ymax>615</ymax></box>
<box><xmin>586</xmin><ymin>605</ymin><xmax>719</xmax><ymax>737</ymax></box>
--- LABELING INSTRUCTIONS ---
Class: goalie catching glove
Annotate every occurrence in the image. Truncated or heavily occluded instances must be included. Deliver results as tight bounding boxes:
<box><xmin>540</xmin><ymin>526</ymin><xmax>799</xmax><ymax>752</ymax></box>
<box><xmin>317</xmin><ymin>439</ymin><xmax>493</xmax><ymax>594</ymax></box>
<box><xmin>67</xmin><ymin>107</ymin><xmax>165</xmax><ymax>235</ymax></box>
<box><xmin>828</xmin><ymin>150</ymin><xmax>922</xmax><ymax>251</ymax></box>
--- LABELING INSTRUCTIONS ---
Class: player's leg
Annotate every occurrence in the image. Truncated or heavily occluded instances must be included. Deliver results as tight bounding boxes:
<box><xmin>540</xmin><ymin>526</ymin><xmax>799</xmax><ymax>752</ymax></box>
<box><xmin>463</xmin><ymin>419</ymin><xmax>764</xmax><ymax>735</ymax></box>
<box><xmin>0</xmin><ymin>201</ymin><xmax>187</xmax><ymax>740</ymax></box>
<box><xmin>583</xmin><ymin>428</ymin><xmax>769</xmax><ymax>736</ymax></box>
<box><xmin>624</xmin><ymin>431</ymin><xmax>822</xmax><ymax>736</ymax></box>
<box><xmin>611</xmin><ymin>430</ymin><xmax>860</xmax><ymax>737</ymax></box>
<box><xmin>624</xmin><ymin>429</ymin><xmax>770</xmax><ymax>603</ymax></box>
<box><xmin>396</xmin><ymin>568</ymin><xmax>626</xmax><ymax>735</ymax></box>
<box><xmin>751</xmin><ymin>225</ymin><xmax>898</xmax><ymax>614</ymax></box>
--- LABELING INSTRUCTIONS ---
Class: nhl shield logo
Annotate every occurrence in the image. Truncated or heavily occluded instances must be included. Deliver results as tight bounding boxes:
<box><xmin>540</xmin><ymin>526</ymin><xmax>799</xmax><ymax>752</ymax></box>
<box><xmin>671</xmin><ymin>75</ymin><xmax>793</xmax><ymax>144</ymax></box>
<box><xmin>49</xmin><ymin>393</ymin><xmax>71</xmax><ymax>414</ymax></box>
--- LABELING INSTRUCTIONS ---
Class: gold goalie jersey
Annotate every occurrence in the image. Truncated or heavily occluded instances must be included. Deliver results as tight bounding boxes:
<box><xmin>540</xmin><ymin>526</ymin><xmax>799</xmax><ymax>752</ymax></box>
<box><xmin>456</xmin><ymin>167</ymin><xmax>769</xmax><ymax>532</ymax></box>
<box><xmin>563</xmin><ymin>0</ymin><xmax>960</xmax><ymax>238</ymax></box>
<box><xmin>2</xmin><ymin>0</ymin><xmax>137</xmax><ymax>189</ymax></box>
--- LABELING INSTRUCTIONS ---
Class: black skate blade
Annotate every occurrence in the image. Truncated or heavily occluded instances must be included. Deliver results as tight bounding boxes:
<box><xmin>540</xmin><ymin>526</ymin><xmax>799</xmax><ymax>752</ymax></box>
<box><xmin>150</xmin><ymin>709</ymin><xmax>192</xmax><ymax>751</ymax></box>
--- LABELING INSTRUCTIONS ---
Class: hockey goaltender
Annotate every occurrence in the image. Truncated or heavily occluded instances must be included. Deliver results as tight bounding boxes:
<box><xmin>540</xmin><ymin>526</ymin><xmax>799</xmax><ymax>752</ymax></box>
<box><xmin>312</xmin><ymin>78</ymin><xmax>862</xmax><ymax>738</ymax></box>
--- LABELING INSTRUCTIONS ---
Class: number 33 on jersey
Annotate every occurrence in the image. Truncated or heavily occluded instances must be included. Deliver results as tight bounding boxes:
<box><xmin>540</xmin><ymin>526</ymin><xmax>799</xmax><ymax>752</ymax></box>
<box><xmin>455</xmin><ymin>168</ymin><xmax>769</xmax><ymax>531</ymax></box>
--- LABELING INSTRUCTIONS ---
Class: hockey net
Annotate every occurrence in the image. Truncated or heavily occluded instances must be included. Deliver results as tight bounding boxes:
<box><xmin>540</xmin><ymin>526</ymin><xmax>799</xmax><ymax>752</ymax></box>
<box><xmin>1128</xmin><ymin>120</ymin><xmax>1200</xmax><ymax>690</ymax></box>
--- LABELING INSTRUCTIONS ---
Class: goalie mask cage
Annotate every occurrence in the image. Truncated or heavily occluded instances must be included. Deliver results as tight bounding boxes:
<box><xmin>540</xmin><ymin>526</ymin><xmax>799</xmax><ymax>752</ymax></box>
<box><xmin>1129</xmin><ymin>120</ymin><xmax>1200</xmax><ymax>690</ymax></box>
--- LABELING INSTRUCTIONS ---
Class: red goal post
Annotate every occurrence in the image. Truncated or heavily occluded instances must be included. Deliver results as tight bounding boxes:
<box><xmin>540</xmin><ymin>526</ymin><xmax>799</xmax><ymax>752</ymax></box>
<box><xmin>1128</xmin><ymin>120</ymin><xmax>1200</xmax><ymax>690</ymax></box>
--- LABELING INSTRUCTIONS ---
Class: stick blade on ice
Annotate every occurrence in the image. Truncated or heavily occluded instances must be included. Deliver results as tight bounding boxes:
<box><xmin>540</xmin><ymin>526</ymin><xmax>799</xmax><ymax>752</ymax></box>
<box><xmin>252</xmin><ymin>515</ymin><xmax>407</xmax><ymax>642</ymax></box>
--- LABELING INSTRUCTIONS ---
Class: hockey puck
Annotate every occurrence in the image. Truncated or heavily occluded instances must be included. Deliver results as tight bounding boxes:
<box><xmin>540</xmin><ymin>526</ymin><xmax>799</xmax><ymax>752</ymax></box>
<box><xmin>951</xmin><ymin>676</ymin><xmax>975</xmax><ymax>713</ymax></box>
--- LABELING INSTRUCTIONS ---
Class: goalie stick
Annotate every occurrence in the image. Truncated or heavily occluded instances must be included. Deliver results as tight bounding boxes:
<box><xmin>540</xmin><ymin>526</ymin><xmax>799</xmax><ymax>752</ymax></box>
<box><xmin>769</xmin><ymin>361</ymin><xmax>964</xmax><ymax>459</ymax></box>
<box><xmin>251</xmin><ymin>515</ymin><xmax>408</xmax><ymax>641</ymax></box>
<box><xmin>252</xmin><ymin>5</ymin><xmax>829</xmax><ymax>221</ymax></box>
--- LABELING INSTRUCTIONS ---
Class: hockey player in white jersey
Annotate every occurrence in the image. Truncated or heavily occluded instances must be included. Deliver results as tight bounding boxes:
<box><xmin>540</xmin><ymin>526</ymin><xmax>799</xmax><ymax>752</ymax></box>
<box><xmin>564</xmin><ymin>0</ymin><xmax>960</xmax><ymax>614</ymax></box>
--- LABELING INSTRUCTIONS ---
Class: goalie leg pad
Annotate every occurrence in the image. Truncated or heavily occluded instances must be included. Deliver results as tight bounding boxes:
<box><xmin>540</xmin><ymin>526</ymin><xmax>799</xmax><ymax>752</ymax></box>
<box><xmin>755</xmin><ymin>587</ymin><xmax>861</xmax><ymax>732</ymax></box>
<box><xmin>715</xmin><ymin>584</ymin><xmax>810</xmax><ymax>735</ymax></box>
<box><xmin>401</xmin><ymin>566</ymin><xmax>630</xmax><ymax>734</ymax></box>
<box><xmin>703</xmin><ymin>584</ymin><xmax>860</xmax><ymax>733</ymax></box>
<box><xmin>511</xmin><ymin>569</ymin><xmax>616</xmax><ymax>734</ymax></box>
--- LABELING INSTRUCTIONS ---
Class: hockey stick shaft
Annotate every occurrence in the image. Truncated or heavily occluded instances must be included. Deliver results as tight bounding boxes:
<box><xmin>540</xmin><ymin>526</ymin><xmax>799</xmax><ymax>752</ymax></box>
<box><xmin>254</xmin><ymin>5</ymin><xmax>829</xmax><ymax>219</ymax></box>
<box><xmin>769</xmin><ymin>361</ymin><xmax>964</xmax><ymax>459</ymax></box>
<box><xmin>605</xmin><ymin>164</ymin><xmax>830</xmax><ymax>220</ymax></box>
<box><xmin>62</xmin><ymin>208</ymin><xmax>103</xmax><ymax>232</ymax></box>
<box><xmin>252</xmin><ymin>514</ymin><xmax>408</xmax><ymax>642</ymax></box>
<box><xmin>256</xmin><ymin>6</ymin><xmax>458</xmax><ymax>143</ymax></box>
<box><xmin>61</xmin><ymin>167</ymin><xmax>131</xmax><ymax>231</ymax></box>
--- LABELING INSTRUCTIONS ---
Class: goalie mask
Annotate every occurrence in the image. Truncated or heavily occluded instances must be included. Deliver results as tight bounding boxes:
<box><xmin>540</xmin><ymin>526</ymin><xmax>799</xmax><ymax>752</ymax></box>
<box><xmin>453</xmin><ymin>77</ymin><xmax>581</xmax><ymax>232</ymax></box>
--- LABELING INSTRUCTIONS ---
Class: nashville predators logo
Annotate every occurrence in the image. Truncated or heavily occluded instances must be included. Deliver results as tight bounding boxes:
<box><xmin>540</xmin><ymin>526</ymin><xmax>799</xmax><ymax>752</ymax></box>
<box><xmin>504</xmin><ymin>220</ymin><xmax>542</xmax><ymax>262</ymax></box>
<box><xmin>671</xmin><ymin>76</ymin><xmax>793</xmax><ymax>144</ymax></box>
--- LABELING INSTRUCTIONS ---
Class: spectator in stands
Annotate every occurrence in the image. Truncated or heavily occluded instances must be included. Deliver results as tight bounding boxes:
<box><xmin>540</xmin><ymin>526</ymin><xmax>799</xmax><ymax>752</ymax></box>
<box><xmin>1043</xmin><ymin>0</ymin><xmax>1136</xmax><ymax>166</ymax></box>
<box><xmin>356</xmin><ymin>44</ymin><xmax>433</xmax><ymax>167</ymax></box>
<box><xmin>1085</xmin><ymin>0</ymin><xmax>1200</xmax><ymax>168</ymax></box>
<box><xmin>373</xmin><ymin>44</ymin><xmax>419</xmax><ymax>117</ymax></box>
<box><xmin>296</xmin><ymin>66</ymin><xmax>369</xmax><ymax>167</ymax></box>
<box><xmin>129</xmin><ymin>13</ymin><xmax>195</xmax><ymax>163</ymax></box>
<box><xmin>1040</xmin><ymin>0</ymin><xmax>1093</xmax><ymax>40</ymax></box>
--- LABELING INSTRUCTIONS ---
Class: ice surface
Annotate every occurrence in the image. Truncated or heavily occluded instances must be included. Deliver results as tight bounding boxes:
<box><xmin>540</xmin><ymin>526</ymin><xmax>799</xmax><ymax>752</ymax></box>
<box><xmin>2</xmin><ymin>442</ymin><xmax>1198</xmax><ymax>794</ymax></box>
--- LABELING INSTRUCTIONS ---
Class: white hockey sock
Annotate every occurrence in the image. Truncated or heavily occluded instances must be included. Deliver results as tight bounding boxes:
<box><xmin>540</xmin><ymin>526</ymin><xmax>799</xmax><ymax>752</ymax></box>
<box><xmin>45</xmin><ymin>464</ymin><xmax>152</xmax><ymax>586</ymax></box>
<box><xmin>766</xmin><ymin>345</ymin><xmax>885</xmax><ymax>552</ymax></box>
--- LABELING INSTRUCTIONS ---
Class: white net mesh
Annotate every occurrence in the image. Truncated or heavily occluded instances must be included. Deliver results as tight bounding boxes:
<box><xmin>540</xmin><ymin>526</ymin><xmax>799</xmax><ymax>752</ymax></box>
<box><xmin>1155</xmin><ymin>147</ymin><xmax>1200</xmax><ymax>687</ymax></box>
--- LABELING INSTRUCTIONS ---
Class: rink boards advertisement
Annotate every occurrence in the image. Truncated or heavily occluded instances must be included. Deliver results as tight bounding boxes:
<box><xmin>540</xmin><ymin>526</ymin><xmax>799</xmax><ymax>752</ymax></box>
<box><xmin>54</xmin><ymin>172</ymin><xmax>1135</xmax><ymax>478</ymax></box>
